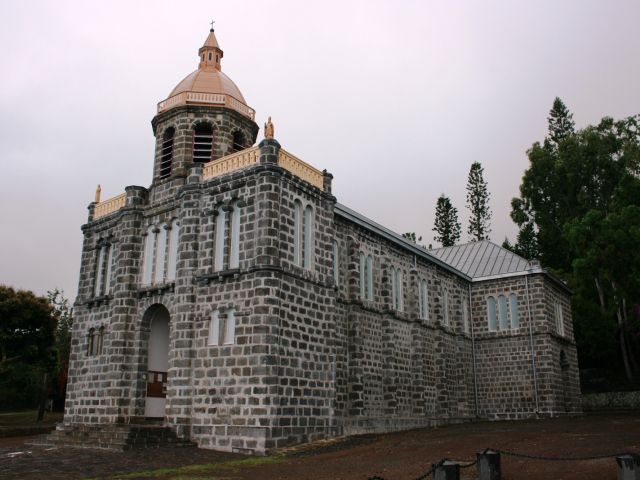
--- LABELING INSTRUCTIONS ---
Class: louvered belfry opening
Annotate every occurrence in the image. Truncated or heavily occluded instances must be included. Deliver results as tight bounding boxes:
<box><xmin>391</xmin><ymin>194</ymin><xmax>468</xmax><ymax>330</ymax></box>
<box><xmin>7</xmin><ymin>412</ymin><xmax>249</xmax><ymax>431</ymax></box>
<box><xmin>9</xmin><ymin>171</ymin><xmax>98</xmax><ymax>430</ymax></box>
<box><xmin>231</xmin><ymin>130</ymin><xmax>245</xmax><ymax>153</ymax></box>
<box><xmin>159</xmin><ymin>127</ymin><xmax>175</xmax><ymax>179</ymax></box>
<box><xmin>193</xmin><ymin>123</ymin><xmax>214</xmax><ymax>163</ymax></box>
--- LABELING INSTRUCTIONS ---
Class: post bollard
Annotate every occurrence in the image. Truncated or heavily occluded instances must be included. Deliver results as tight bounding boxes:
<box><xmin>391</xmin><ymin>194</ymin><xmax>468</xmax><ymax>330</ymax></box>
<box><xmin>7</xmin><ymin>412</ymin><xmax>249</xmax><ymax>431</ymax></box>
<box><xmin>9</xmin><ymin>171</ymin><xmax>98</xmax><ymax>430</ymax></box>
<box><xmin>433</xmin><ymin>460</ymin><xmax>460</xmax><ymax>480</ymax></box>
<box><xmin>477</xmin><ymin>450</ymin><xmax>501</xmax><ymax>480</ymax></box>
<box><xmin>617</xmin><ymin>454</ymin><xmax>640</xmax><ymax>480</ymax></box>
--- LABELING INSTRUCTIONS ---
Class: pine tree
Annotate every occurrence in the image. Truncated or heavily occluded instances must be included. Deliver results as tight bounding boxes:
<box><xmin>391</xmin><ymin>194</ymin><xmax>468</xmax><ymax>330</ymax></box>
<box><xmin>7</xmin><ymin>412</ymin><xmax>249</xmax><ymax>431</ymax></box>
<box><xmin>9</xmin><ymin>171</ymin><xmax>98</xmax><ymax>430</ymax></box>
<box><xmin>466</xmin><ymin>162</ymin><xmax>492</xmax><ymax>241</ymax></box>
<box><xmin>433</xmin><ymin>195</ymin><xmax>461</xmax><ymax>247</ymax></box>
<box><xmin>547</xmin><ymin>97</ymin><xmax>575</xmax><ymax>146</ymax></box>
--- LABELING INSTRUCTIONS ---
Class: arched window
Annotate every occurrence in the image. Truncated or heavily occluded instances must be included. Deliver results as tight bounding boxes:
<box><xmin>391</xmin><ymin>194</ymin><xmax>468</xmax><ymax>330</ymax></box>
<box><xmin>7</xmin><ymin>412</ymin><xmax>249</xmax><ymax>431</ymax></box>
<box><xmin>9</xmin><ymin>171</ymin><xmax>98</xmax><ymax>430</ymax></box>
<box><xmin>443</xmin><ymin>289</ymin><xmax>449</xmax><ymax>325</ymax></box>
<box><xmin>555</xmin><ymin>301</ymin><xmax>565</xmax><ymax>335</ymax></box>
<box><xmin>208</xmin><ymin>310</ymin><xmax>220</xmax><ymax>346</ymax></box>
<box><xmin>419</xmin><ymin>279</ymin><xmax>429</xmax><ymax>321</ymax></box>
<box><xmin>141</xmin><ymin>225</ymin><xmax>156</xmax><ymax>285</ymax></box>
<box><xmin>224</xmin><ymin>308</ymin><xmax>236</xmax><ymax>345</ymax></box>
<box><xmin>193</xmin><ymin>123</ymin><xmax>213</xmax><ymax>163</ymax></box>
<box><xmin>390</xmin><ymin>267</ymin><xmax>396</xmax><ymax>308</ymax></box>
<box><xmin>366</xmin><ymin>255</ymin><xmax>373</xmax><ymax>301</ymax></box>
<box><xmin>159</xmin><ymin>127</ymin><xmax>175</xmax><ymax>179</ymax></box>
<box><xmin>230</xmin><ymin>201</ymin><xmax>241</xmax><ymax>269</ymax></box>
<box><xmin>359</xmin><ymin>252</ymin><xmax>366</xmax><ymax>300</ymax></box>
<box><xmin>231</xmin><ymin>131</ymin><xmax>245</xmax><ymax>152</ymax></box>
<box><xmin>97</xmin><ymin>326</ymin><xmax>105</xmax><ymax>355</ymax></box>
<box><xmin>87</xmin><ymin>328</ymin><xmax>95</xmax><ymax>356</ymax></box>
<box><xmin>395</xmin><ymin>269</ymin><xmax>403</xmax><ymax>311</ymax></box>
<box><xmin>154</xmin><ymin>224</ymin><xmax>167</xmax><ymax>284</ymax></box>
<box><xmin>104</xmin><ymin>244</ymin><xmax>114</xmax><ymax>295</ymax></box>
<box><xmin>166</xmin><ymin>219</ymin><xmax>179</xmax><ymax>281</ymax></box>
<box><xmin>94</xmin><ymin>245</ymin><xmax>106</xmax><ymax>296</ymax></box>
<box><xmin>303</xmin><ymin>205</ymin><xmax>313</xmax><ymax>269</ymax></box>
<box><xmin>487</xmin><ymin>296</ymin><xmax>497</xmax><ymax>331</ymax></box>
<box><xmin>332</xmin><ymin>240</ymin><xmax>339</xmax><ymax>285</ymax></box>
<box><xmin>293</xmin><ymin>200</ymin><xmax>302</xmax><ymax>266</ymax></box>
<box><xmin>509</xmin><ymin>293</ymin><xmax>519</xmax><ymax>329</ymax></box>
<box><xmin>498</xmin><ymin>295</ymin><xmax>509</xmax><ymax>330</ymax></box>
<box><xmin>214</xmin><ymin>206</ymin><xmax>226</xmax><ymax>271</ymax></box>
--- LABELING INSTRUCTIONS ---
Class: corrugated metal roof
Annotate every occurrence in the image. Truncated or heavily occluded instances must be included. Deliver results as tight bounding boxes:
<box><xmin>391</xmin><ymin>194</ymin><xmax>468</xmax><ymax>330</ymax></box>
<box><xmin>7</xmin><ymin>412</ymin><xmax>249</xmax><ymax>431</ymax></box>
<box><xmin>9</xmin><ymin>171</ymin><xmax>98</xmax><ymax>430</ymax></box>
<box><xmin>428</xmin><ymin>240</ymin><xmax>530</xmax><ymax>279</ymax></box>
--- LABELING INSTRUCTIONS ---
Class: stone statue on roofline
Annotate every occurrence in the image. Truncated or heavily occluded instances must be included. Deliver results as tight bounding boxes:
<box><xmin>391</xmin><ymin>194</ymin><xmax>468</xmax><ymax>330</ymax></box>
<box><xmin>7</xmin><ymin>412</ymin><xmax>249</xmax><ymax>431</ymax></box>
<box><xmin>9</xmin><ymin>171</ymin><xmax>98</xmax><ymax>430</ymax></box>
<box><xmin>95</xmin><ymin>184</ymin><xmax>101</xmax><ymax>203</ymax></box>
<box><xmin>264</xmin><ymin>116</ymin><xmax>274</xmax><ymax>139</ymax></box>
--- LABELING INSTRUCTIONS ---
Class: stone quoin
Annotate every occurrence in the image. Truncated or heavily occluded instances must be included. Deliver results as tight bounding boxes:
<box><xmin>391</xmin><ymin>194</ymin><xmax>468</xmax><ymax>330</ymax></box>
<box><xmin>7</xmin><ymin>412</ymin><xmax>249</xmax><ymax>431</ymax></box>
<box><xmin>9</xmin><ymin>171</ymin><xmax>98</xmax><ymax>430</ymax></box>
<box><xmin>62</xmin><ymin>28</ymin><xmax>581</xmax><ymax>455</ymax></box>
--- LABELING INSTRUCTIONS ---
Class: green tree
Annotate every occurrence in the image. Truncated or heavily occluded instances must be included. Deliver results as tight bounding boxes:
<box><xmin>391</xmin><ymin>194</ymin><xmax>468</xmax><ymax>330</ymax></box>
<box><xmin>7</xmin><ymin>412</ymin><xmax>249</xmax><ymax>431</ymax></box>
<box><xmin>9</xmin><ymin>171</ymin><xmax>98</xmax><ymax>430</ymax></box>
<box><xmin>0</xmin><ymin>285</ymin><xmax>58</xmax><ymax>420</ymax></box>
<box><xmin>466</xmin><ymin>162</ymin><xmax>492</xmax><ymax>241</ymax></box>
<box><xmin>510</xmin><ymin>98</ymin><xmax>640</xmax><ymax>381</ymax></box>
<box><xmin>402</xmin><ymin>232</ymin><xmax>422</xmax><ymax>244</ymax></box>
<box><xmin>48</xmin><ymin>289</ymin><xmax>73</xmax><ymax>410</ymax></box>
<box><xmin>433</xmin><ymin>195</ymin><xmax>461</xmax><ymax>247</ymax></box>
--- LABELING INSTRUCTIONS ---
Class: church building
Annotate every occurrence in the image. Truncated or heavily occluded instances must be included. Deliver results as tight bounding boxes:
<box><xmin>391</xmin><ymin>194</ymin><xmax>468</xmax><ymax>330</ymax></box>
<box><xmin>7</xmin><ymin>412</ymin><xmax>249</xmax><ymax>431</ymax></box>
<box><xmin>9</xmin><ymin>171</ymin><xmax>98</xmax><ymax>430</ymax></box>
<box><xmin>60</xmin><ymin>29</ymin><xmax>581</xmax><ymax>454</ymax></box>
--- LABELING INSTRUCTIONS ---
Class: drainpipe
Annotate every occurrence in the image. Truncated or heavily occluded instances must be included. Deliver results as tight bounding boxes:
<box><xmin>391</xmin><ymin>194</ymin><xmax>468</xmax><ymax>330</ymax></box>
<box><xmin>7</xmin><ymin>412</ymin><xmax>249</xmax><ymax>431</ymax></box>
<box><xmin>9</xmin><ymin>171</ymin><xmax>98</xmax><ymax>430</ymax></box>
<box><xmin>468</xmin><ymin>284</ymin><xmax>479</xmax><ymax>418</ymax></box>
<box><xmin>525</xmin><ymin>274</ymin><xmax>540</xmax><ymax>415</ymax></box>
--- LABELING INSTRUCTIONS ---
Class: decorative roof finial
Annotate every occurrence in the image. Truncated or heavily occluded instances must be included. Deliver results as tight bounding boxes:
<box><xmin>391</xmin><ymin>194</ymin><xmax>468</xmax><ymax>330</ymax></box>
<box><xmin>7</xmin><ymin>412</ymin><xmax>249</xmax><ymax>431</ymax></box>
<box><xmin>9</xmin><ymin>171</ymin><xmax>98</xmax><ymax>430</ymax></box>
<box><xmin>95</xmin><ymin>184</ymin><xmax>102</xmax><ymax>203</ymax></box>
<box><xmin>210</xmin><ymin>19</ymin><xmax>215</xmax><ymax>32</ymax></box>
<box><xmin>264</xmin><ymin>116</ymin><xmax>274</xmax><ymax>139</ymax></box>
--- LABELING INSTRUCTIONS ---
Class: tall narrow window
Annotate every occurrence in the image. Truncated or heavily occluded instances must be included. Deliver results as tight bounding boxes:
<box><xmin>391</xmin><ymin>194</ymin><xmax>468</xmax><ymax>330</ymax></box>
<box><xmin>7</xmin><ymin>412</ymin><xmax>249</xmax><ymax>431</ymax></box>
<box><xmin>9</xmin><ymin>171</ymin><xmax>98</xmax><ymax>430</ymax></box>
<box><xmin>391</xmin><ymin>267</ymin><xmax>397</xmax><ymax>309</ymax></box>
<box><xmin>332</xmin><ymin>240</ymin><xmax>339</xmax><ymax>285</ymax></box>
<box><xmin>555</xmin><ymin>301</ymin><xmax>565</xmax><ymax>336</ymax></box>
<box><xmin>443</xmin><ymin>289</ymin><xmax>449</xmax><ymax>325</ymax></box>
<box><xmin>487</xmin><ymin>296</ymin><xmax>497</xmax><ymax>331</ymax></box>
<box><xmin>97</xmin><ymin>326</ymin><xmax>105</xmax><ymax>355</ymax></box>
<box><xmin>214</xmin><ymin>206</ymin><xmax>226</xmax><ymax>271</ymax></box>
<box><xmin>94</xmin><ymin>246</ymin><xmax>105</xmax><ymax>296</ymax></box>
<box><xmin>104</xmin><ymin>244</ymin><xmax>114</xmax><ymax>294</ymax></box>
<box><xmin>463</xmin><ymin>301</ymin><xmax>470</xmax><ymax>334</ymax></box>
<box><xmin>166</xmin><ymin>219</ymin><xmax>179</xmax><ymax>281</ymax></box>
<box><xmin>154</xmin><ymin>225</ymin><xmax>167</xmax><ymax>284</ymax></box>
<box><xmin>359</xmin><ymin>252</ymin><xmax>366</xmax><ymax>300</ymax></box>
<box><xmin>395</xmin><ymin>269</ymin><xmax>403</xmax><ymax>311</ymax></box>
<box><xmin>193</xmin><ymin>123</ymin><xmax>213</xmax><ymax>163</ymax></box>
<box><xmin>231</xmin><ymin>131</ymin><xmax>245</xmax><ymax>152</ymax></box>
<box><xmin>366</xmin><ymin>255</ymin><xmax>373</xmax><ymax>301</ymax></box>
<box><xmin>87</xmin><ymin>328</ymin><xmax>95</xmax><ymax>356</ymax></box>
<box><xmin>208</xmin><ymin>310</ymin><xmax>220</xmax><ymax>346</ymax></box>
<box><xmin>294</xmin><ymin>201</ymin><xmax>302</xmax><ymax>266</ymax></box>
<box><xmin>159</xmin><ymin>127</ymin><xmax>175</xmax><ymax>178</ymax></box>
<box><xmin>224</xmin><ymin>309</ymin><xmax>236</xmax><ymax>345</ymax></box>
<box><xmin>509</xmin><ymin>293</ymin><xmax>519</xmax><ymax>329</ymax></box>
<box><xmin>230</xmin><ymin>201</ymin><xmax>241</xmax><ymax>269</ymax></box>
<box><xmin>303</xmin><ymin>205</ymin><xmax>313</xmax><ymax>269</ymax></box>
<box><xmin>419</xmin><ymin>279</ymin><xmax>429</xmax><ymax>321</ymax></box>
<box><xmin>141</xmin><ymin>225</ymin><xmax>155</xmax><ymax>285</ymax></box>
<box><xmin>498</xmin><ymin>295</ymin><xmax>509</xmax><ymax>330</ymax></box>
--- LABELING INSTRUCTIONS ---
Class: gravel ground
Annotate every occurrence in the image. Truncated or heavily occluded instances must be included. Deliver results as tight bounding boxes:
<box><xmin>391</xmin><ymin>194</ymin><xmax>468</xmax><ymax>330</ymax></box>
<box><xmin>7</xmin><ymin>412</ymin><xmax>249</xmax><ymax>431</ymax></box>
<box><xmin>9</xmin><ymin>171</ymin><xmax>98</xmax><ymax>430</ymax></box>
<box><xmin>1</xmin><ymin>413</ymin><xmax>639</xmax><ymax>480</ymax></box>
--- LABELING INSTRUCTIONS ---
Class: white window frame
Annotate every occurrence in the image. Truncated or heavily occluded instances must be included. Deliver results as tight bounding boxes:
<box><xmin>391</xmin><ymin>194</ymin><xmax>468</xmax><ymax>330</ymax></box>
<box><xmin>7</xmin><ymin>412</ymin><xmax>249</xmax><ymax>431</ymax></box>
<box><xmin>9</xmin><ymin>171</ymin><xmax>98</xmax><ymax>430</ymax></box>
<box><xmin>166</xmin><ymin>219</ymin><xmax>179</xmax><ymax>281</ymax></box>
<box><xmin>230</xmin><ymin>201</ymin><xmax>241</xmax><ymax>269</ymax></box>
<box><xmin>214</xmin><ymin>206</ymin><xmax>226</xmax><ymax>271</ymax></box>
<box><xmin>154</xmin><ymin>224</ymin><xmax>167</xmax><ymax>284</ymax></box>
<box><xmin>303</xmin><ymin>205</ymin><xmax>313</xmax><ymax>269</ymax></box>
<box><xmin>142</xmin><ymin>225</ymin><xmax>156</xmax><ymax>285</ymax></box>
<box><xmin>509</xmin><ymin>293</ymin><xmax>519</xmax><ymax>329</ymax></box>
<box><xmin>224</xmin><ymin>308</ymin><xmax>236</xmax><ymax>345</ymax></box>
<box><xmin>208</xmin><ymin>310</ymin><xmax>220</xmax><ymax>346</ymax></box>
<box><xmin>487</xmin><ymin>296</ymin><xmax>497</xmax><ymax>331</ymax></box>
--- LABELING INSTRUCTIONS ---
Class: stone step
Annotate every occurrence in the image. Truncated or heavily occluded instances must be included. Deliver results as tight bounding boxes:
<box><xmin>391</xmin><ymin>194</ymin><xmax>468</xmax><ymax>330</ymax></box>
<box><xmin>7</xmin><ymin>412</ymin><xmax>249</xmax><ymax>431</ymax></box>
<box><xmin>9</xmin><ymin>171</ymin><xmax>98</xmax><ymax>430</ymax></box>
<box><xmin>27</xmin><ymin>423</ymin><xmax>196</xmax><ymax>451</ymax></box>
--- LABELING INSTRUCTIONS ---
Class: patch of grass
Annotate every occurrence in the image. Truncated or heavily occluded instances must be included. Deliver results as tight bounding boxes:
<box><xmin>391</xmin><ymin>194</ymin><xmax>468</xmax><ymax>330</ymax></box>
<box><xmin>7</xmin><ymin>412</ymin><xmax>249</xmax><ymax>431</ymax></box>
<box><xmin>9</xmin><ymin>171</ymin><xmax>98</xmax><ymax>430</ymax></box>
<box><xmin>99</xmin><ymin>455</ymin><xmax>284</xmax><ymax>479</ymax></box>
<box><xmin>0</xmin><ymin>410</ymin><xmax>63</xmax><ymax>426</ymax></box>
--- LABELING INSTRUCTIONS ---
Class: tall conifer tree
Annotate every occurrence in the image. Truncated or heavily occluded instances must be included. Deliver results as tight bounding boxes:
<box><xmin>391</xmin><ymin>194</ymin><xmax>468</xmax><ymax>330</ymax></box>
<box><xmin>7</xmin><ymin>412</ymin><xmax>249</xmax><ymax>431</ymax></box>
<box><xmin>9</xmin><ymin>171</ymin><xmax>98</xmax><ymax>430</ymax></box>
<box><xmin>433</xmin><ymin>195</ymin><xmax>461</xmax><ymax>247</ymax></box>
<box><xmin>466</xmin><ymin>162</ymin><xmax>492</xmax><ymax>241</ymax></box>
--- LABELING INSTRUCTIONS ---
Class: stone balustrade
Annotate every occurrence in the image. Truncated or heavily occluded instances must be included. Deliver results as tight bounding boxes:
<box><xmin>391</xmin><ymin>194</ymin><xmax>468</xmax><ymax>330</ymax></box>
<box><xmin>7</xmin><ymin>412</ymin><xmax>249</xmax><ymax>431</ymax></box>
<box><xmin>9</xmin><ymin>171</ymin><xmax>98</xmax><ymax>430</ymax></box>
<box><xmin>94</xmin><ymin>193</ymin><xmax>126</xmax><ymax>220</ymax></box>
<box><xmin>202</xmin><ymin>147</ymin><xmax>260</xmax><ymax>181</ymax></box>
<box><xmin>157</xmin><ymin>92</ymin><xmax>256</xmax><ymax>120</ymax></box>
<box><xmin>278</xmin><ymin>148</ymin><xmax>324</xmax><ymax>189</ymax></box>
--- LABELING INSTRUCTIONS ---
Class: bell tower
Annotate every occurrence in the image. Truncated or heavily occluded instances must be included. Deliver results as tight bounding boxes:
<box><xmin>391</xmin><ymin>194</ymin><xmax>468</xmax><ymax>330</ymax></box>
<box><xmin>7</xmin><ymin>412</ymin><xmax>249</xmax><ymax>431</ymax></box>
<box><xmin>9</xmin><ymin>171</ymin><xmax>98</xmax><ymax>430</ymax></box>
<box><xmin>150</xmin><ymin>28</ymin><xmax>259</xmax><ymax>184</ymax></box>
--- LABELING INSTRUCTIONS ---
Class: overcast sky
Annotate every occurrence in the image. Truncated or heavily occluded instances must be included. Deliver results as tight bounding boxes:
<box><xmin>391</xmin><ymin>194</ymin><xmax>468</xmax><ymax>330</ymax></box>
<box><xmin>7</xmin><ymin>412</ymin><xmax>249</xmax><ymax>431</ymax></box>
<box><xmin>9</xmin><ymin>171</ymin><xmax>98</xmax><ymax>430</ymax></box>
<box><xmin>1</xmin><ymin>0</ymin><xmax>639</xmax><ymax>301</ymax></box>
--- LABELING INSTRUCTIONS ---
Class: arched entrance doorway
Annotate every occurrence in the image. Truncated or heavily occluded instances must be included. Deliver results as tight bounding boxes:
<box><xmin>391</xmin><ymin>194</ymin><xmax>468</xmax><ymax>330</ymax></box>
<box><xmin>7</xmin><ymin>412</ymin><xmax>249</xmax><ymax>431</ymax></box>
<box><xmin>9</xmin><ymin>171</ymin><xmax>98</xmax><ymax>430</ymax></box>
<box><xmin>143</xmin><ymin>305</ymin><xmax>170</xmax><ymax>419</ymax></box>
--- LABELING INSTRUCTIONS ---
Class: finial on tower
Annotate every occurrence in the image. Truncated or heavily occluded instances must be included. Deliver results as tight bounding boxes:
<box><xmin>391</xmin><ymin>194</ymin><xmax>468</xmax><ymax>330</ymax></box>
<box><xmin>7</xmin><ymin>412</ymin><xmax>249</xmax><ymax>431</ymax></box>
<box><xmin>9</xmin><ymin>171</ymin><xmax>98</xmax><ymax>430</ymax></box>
<box><xmin>210</xmin><ymin>20</ymin><xmax>215</xmax><ymax>32</ymax></box>
<box><xmin>95</xmin><ymin>184</ymin><xmax>102</xmax><ymax>203</ymax></box>
<box><xmin>264</xmin><ymin>117</ymin><xmax>274</xmax><ymax>139</ymax></box>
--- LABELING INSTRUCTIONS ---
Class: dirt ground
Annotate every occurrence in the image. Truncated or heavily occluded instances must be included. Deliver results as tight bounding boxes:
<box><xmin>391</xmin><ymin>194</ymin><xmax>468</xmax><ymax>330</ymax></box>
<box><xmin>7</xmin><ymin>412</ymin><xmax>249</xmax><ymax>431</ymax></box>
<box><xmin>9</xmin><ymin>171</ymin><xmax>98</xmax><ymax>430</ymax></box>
<box><xmin>1</xmin><ymin>413</ymin><xmax>639</xmax><ymax>480</ymax></box>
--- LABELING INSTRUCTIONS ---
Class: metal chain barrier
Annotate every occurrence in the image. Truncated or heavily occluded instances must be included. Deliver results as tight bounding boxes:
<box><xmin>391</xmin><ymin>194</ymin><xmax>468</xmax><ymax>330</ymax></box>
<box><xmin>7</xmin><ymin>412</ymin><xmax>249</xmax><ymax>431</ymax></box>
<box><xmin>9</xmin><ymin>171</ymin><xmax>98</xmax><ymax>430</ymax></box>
<box><xmin>367</xmin><ymin>447</ymin><xmax>634</xmax><ymax>479</ymax></box>
<box><xmin>490</xmin><ymin>447</ymin><xmax>634</xmax><ymax>462</ymax></box>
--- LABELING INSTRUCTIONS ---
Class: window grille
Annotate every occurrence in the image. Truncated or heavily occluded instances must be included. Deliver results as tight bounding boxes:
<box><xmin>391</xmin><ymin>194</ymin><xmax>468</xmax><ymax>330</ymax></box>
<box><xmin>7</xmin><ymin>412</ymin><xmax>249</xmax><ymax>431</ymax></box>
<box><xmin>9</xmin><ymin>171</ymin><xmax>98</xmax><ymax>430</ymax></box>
<box><xmin>193</xmin><ymin>123</ymin><xmax>213</xmax><ymax>163</ymax></box>
<box><xmin>159</xmin><ymin>127</ymin><xmax>175</xmax><ymax>178</ymax></box>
